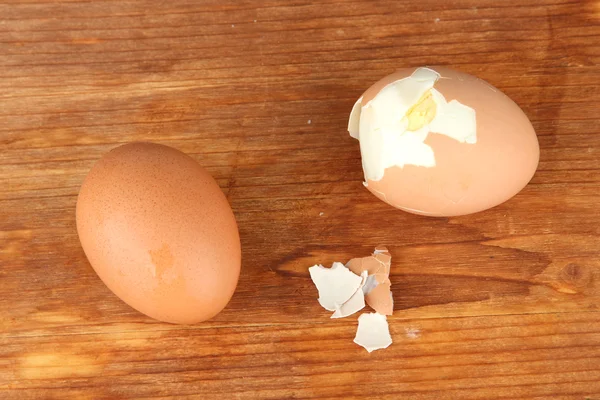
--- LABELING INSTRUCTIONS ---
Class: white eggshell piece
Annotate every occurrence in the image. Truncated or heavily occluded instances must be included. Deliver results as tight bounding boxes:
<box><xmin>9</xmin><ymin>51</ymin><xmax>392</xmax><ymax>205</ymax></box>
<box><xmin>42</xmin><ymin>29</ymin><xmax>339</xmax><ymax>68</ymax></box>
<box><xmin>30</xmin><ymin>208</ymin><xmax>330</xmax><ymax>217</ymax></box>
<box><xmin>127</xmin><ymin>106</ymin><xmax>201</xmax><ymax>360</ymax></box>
<box><xmin>309</xmin><ymin>262</ymin><xmax>363</xmax><ymax>312</ymax></box>
<box><xmin>331</xmin><ymin>271</ymin><xmax>368</xmax><ymax>319</ymax></box>
<box><xmin>429</xmin><ymin>90</ymin><xmax>477</xmax><ymax>143</ymax></box>
<box><xmin>348</xmin><ymin>96</ymin><xmax>363</xmax><ymax>139</ymax></box>
<box><xmin>354</xmin><ymin>312</ymin><xmax>393</xmax><ymax>353</ymax></box>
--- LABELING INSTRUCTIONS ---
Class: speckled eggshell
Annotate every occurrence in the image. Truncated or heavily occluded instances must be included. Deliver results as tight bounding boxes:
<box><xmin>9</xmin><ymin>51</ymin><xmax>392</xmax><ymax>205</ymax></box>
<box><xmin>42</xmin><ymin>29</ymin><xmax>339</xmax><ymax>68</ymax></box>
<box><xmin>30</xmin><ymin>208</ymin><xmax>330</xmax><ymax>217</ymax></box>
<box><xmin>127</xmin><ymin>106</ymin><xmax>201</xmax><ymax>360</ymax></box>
<box><xmin>361</xmin><ymin>66</ymin><xmax>540</xmax><ymax>217</ymax></box>
<box><xmin>76</xmin><ymin>142</ymin><xmax>241</xmax><ymax>324</ymax></box>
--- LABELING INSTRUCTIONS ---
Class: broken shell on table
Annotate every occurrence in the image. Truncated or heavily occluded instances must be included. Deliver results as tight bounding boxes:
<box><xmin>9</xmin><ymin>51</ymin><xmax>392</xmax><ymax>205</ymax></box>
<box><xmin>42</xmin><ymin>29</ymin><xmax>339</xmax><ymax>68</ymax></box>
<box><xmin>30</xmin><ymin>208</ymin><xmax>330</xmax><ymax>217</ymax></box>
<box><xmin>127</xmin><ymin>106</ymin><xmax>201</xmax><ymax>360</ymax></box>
<box><xmin>308</xmin><ymin>247</ymin><xmax>395</xmax><ymax>352</ymax></box>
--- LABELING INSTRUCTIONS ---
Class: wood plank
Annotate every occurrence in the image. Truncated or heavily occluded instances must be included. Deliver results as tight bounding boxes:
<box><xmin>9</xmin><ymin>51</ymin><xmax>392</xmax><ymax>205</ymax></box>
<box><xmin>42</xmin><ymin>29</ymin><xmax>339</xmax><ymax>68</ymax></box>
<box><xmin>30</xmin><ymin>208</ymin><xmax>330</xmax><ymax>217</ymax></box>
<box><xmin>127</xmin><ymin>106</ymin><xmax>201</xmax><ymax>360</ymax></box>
<box><xmin>2</xmin><ymin>312</ymin><xmax>600</xmax><ymax>399</ymax></box>
<box><xmin>1</xmin><ymin>0</ymin><xmax>599</xmax><ymax>398</ymax></box>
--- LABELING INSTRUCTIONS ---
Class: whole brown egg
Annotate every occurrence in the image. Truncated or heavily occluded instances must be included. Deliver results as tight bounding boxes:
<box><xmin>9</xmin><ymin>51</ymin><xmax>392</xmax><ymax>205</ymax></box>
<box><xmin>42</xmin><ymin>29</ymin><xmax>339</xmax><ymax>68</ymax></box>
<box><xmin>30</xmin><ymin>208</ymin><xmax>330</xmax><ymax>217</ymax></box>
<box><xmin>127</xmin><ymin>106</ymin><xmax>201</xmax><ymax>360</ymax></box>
<box><xmin>76</xmin><ymin>142</ymin><xmax>241</xmax><ymax>324</ymax></box>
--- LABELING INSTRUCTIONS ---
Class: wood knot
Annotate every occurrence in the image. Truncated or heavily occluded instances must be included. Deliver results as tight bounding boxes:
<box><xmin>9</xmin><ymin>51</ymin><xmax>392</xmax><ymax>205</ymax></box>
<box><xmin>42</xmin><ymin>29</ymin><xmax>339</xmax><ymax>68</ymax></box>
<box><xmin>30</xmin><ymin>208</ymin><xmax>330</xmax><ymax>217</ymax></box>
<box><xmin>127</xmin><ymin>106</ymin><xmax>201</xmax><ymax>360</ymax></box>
<box><xmin>559</xmin><ymin>263</ymin><xmax>592</xmax><ymax>289</ymax></box>
<box><xmin>562</xmin><ymin>263</ymin><xmax>582</xmax><ymax>280</ymax></box>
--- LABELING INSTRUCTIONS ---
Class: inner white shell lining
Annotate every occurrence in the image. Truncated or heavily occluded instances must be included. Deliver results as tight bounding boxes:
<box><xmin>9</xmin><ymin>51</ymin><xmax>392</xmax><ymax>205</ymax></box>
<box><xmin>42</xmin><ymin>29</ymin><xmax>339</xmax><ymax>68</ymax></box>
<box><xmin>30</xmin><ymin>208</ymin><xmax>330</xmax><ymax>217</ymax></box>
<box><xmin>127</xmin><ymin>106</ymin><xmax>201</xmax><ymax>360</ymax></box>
<box><xmin>348</xmin><ymin>67</ymin><xmax>477</xmax><ymax>182</ymax></box>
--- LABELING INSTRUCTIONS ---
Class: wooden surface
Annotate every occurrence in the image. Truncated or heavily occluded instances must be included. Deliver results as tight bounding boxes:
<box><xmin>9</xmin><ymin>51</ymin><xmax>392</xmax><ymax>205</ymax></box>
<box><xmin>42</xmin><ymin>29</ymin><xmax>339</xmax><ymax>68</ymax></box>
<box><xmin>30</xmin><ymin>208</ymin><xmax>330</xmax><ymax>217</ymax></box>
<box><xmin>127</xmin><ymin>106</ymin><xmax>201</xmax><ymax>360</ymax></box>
<box><xmin>2</xmin><ymin>0</ymin><xmax>600</xmax><ymax>398</ymax></box>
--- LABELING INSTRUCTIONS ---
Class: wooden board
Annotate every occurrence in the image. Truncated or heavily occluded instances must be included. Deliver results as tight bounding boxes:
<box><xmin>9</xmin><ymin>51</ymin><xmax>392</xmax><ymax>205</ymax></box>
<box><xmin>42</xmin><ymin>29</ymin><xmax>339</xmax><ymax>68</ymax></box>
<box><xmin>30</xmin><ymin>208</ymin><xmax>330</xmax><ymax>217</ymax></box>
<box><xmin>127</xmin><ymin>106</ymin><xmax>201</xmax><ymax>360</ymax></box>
<box><xmin>1</xmin><ymin>0</ymin><xmax>600</xmax><ymax>398</ymax></box>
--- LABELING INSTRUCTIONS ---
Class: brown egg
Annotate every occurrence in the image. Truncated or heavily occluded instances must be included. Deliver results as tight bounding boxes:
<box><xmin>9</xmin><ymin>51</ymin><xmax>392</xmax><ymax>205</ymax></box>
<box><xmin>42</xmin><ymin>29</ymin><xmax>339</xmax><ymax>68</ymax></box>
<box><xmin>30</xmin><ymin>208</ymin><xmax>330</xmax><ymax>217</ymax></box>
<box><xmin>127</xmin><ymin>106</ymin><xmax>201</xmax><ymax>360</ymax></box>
<box><xmin>348</xmin><ymin>66</ymin><xmax>540</xmax><ymax>217</ymax></box>
<box><xmin>76</xmin><ymin>142</ymin><xmax>241</xmax><ymax>324</ymax></box>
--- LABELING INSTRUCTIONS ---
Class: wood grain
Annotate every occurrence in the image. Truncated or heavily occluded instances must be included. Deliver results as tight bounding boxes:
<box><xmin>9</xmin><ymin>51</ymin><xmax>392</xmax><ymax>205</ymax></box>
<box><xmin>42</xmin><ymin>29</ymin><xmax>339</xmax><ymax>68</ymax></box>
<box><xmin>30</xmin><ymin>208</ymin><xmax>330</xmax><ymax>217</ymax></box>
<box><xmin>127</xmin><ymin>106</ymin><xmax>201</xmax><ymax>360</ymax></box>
<box><xmin>1</xmin><ymin>0</ymin><xmax>600</xmax><ymax>398</ymax></box>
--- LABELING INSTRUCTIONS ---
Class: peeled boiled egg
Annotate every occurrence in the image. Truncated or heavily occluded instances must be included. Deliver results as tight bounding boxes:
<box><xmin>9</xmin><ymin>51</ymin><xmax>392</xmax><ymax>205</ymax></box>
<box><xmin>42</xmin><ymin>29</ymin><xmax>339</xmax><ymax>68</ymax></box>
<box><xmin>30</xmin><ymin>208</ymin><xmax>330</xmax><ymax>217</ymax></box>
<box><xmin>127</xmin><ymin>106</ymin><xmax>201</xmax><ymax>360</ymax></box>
<box><xmin>76</xmin><ymin>142</ymin><xmax>241</xmax><ymax>324</ymax></box>
<box><xmin>348</xmin><ymin>66</ymin><xmax>540</xmax><ymax>216</ymax></box>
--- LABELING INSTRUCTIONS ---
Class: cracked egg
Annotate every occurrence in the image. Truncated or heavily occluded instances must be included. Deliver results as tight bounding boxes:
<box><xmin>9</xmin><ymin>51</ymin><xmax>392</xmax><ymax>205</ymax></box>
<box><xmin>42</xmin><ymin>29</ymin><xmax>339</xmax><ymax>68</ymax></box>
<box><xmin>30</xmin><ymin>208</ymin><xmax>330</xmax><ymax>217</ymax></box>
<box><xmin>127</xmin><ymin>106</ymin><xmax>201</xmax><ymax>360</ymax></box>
<box><xmin>349</xmin><ymin>66</ymin><xmax>540</xmax><ymax>217</ymax></box>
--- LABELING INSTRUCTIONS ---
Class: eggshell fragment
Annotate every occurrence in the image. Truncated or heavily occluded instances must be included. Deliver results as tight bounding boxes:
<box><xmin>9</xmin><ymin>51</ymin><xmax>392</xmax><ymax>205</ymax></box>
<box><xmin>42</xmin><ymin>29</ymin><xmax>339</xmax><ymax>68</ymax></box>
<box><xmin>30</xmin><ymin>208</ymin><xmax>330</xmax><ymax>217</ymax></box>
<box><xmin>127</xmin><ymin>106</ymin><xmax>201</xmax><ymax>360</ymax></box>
<box><xmin>331</xmin><ymin>271</ymin><xmax>368</xmax><ymax>319</ymax></box>
<box><xmin>308</xmin><ymin>248</ymin><xmax>396</xmax><ymax>352</ymax></box>
<box><xmin>308</xmin><ymin>262</ymin><xmax>363</xmax><ymax>312</ymax></box>
<box><xmin>354</xmin><ymin>313</ymin><xmax>393</xmax><ymax>353</ymax></box>
<box><xmin>347</xmin><ymin>249</ymin><xmax>391</xmax><ymax>284</ymax></box>
<box><xmin>349</xmin><ymin>66</ymin><xmax>540</xmax><ymax>217</ymax></box>
<box><xmin>365</xmin><ymin>281</ymin><xmax>394</xmax><ymax>316</ymax></box>
<box><xmin>348</xmin><ymin>96</ymin><xmax>363</xmax><ymax>139</ymax></box>
<box><xmin>361</xmin><ymin>275</ymin><xmax>379</xmax><ymax>296</ymax></box>
<box><xmin>346</xmin><ymin>248</ymin><xmax>394</xmax><ymax>315</ymax></box>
